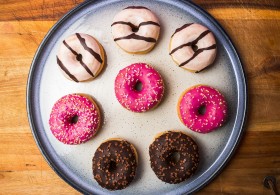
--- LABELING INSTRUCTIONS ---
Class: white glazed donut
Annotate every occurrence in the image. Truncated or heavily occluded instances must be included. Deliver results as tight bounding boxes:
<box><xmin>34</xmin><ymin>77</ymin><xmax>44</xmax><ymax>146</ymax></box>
<box><xmin>57</xmin><ymin>33</ymin><xmax>105</xmax><ymax>82</ymax></box>
<box><xmin>169</xmin><ymin>23</ymin><xmax>217</xmax><ymax>72</ymax></box>
<box><xmin>111</xmin><ymin>6</ymin><xmax>160</xmax><ymax>54</ymax></box>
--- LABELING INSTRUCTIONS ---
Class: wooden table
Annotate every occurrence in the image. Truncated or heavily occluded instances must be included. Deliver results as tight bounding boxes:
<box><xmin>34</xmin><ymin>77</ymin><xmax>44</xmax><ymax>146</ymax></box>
<box><xmin>1</xmin><ymin>0</ymin><xmax>279</xmax><ymax>194</ymax></box>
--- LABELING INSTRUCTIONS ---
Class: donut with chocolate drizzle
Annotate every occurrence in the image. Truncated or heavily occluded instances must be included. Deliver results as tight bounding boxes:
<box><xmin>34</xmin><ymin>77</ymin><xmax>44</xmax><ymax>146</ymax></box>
<box><xmin>169</xmin><ymin>23</ymin><xmax>217</xmax><ymax>72</ymax></box>
<box><xmin>111</xmin><ymin>6</ymin><xmax>160</xmax><ymax>54</ymax></box>
<box><xmin>92</xmin><ymin>139</ymin><xmax>138</xmax><ymax>190</ymax></box>
<box><xmin>149</xmin><ymin>131</ymin><xmax>199</xmax><ymax>184</ymax></box>
<box><xmin>57</xmin><ymin>33</ymin><xmax>105</xmax><ymax>82</ymax></box>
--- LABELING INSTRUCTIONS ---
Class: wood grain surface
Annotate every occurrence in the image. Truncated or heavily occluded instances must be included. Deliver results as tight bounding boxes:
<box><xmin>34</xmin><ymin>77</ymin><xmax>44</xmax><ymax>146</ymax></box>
<box><xmin>1</xmin><ymin>0</ymin><xmax>280</xmax><ymax>194</ymax></box>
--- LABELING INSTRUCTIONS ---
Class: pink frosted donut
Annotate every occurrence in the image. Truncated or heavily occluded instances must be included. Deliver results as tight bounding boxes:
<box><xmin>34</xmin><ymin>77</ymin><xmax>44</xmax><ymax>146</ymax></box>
<box><xmin>49</xmin><ymin>94</ymin><xmax>101</xmax><ymax>144</ymax></box>
<box><xmin>115</xmin><ymin>63</ymin><xmax>164</xmax><ymax>112</ymax></box>
<box><xmin>169</xmin><ymin>23</ymin><xmax>217</xmax><ymax>72</ymax></box>
<box><xmin>178</xmin><ymin>85</ymin><xmax>227</xmax><ymax>133</ymax></box>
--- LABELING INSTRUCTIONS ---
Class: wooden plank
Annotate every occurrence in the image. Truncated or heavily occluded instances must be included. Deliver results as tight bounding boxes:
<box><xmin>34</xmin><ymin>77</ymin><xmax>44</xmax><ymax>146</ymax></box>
<box><xmin>1</xmin><ymin>171</ymin><xmax>80</xmax><ymax>195</ymax></box>
<box><xmin>198</xmin><ymin>131</ymin><xmax>280</xmax><ymax>194</ymax></box>
<box><xmin>194</xmin><ymin>0</ymin><xmax>280</xmax><ymax>10</ymax></box>
<box><xmin>0</xmin><ymin>0</ymin><xmax>83</xmax><ymax>21</ymax></box>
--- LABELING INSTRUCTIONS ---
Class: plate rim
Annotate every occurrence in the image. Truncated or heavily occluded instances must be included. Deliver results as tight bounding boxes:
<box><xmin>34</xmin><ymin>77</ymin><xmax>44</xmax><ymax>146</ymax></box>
<box><xmin>26</xmin><ymin>0</ymin><xmax>247</xmax><ymax>194</ymax></box>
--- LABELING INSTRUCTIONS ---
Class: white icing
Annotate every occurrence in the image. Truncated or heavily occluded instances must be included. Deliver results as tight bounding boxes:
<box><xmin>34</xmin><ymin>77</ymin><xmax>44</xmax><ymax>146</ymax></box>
<box><xmin>112</xmin><ymin>7</ymin><xmax>160</xmax><ymax>53</ymax></box>
<box><xmin>57</xmin><ymin>33</ymin><xmax>103</xmax><ymax>81</ymax></box>
<box><xmin>170</xmin><ymin>23</ymin><xmax>216</xmax><ymax>71</ymax></box>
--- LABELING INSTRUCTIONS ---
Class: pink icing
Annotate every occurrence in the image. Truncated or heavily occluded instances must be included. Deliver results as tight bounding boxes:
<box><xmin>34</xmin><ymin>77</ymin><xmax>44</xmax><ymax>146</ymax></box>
<box><xmin>115</xmin><ymin>63</ymin><xmax>164</xmax><ymax>112</ymax></box>
<box><xmin>49</xmin><ymin>94</ymin><xmax>100</xmax><ymax>144</ymax></box>
<box><xmin>179</xmin><ymin>85</ymin><xmax>227</xmax><ymax>133</ymax></box>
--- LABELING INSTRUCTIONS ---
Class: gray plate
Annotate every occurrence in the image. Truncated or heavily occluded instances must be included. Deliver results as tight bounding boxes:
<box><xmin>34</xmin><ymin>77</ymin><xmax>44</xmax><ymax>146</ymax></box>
<box><xmin>26</xmin><ymin>0</ymin><xmax>247</xmax><ymax>194</ymax></box>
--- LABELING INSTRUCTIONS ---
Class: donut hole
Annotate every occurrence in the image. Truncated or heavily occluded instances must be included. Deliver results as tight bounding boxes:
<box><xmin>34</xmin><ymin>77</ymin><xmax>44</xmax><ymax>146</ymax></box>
<box><xmin>167</xmin><ymin>151</ymin><xmax>180</xmax><ymax>166</ymax></box>
<box><xmin>198</xmin><ymin>105</ymin><xmax>206</xmax><ymax>115</ymax></box>
<box><xmin>108</xmin><ymin>160</ymin><xmax>117</xmax><ymax>172</ymax></box>
<box><xmin>131</xmin><ymin>26</ymin><xmax>139</xmax><ymax>33</ymax></box>
<box><xmin>70</xmin><ymin>115</ymin><xmax>79</xmax><ymax>124</ymax></box>
<box><xmin>134</xmin><ymin>81</ymin><xmax>143</xmax><ymax>92</ymax></box>
<box><xmin>191</xmin><ymin>44</ymin><xmax>198</xmax><ymax>52</ymax></box>
<box><xmin>76</xmin><ymin>54</ymin><xmax>83</xmax><ymax>61</ymax></box>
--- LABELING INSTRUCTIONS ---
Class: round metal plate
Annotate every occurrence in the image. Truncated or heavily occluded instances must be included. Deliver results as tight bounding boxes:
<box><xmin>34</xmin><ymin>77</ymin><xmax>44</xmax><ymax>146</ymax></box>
<box><xmin>27</xmin><ymin>0</ymin><xmax>247</xmax><ymax>194</ymax></box>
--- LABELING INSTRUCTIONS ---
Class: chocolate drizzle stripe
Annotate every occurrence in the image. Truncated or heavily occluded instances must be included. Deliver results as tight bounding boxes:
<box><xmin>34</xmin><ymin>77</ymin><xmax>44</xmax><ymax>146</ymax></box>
<box><xmin>170</xmin><ymin>30</ymin><xmax>211</xmax><ymax>55</ymax></box>
<box><xmin>63</xmin><ymin>40</ymin><xmax>94</xmax><ymax>77</ymax></box>
<box><xmin>76</xmin><ymin>33</ymin><xmax>103</xmax><ymax>64</ymax></box>
<box><xmin>57</xmin><ymin>57</ymin><xmax>79</xmax><ymax>82</ymax></box>
<box><xmin>80</xmin><ymin>60</ymin><xmax>95</xmax><ymax>77</ymax></box>
<box><xmin>111</xmin><ymin>21</ymin><xmax>160</xmax><ymax>28</ymax></box>
<box><xmin>63</xmin><ymin>40</ymin><xmax>78</xmax><ymax>55</ymax></box>
<box><xmin>124</xmin><ymin>6</ymin><xmax>149</xmax><ymax>10</ymax></box>
<box><xmin>179</xmin><ymin>44</ymin><xmax>217</xmax><ymax>67</ymax></box>
<box><xmin>170</xmin><ymin>42</ymin><xmax>192</xmax><ymax>55</ymax></box>
<box><xmin>114</xmin><ymin>33</ymin><xmax>156</xmax><ymax>42</ymax></box>
<box><xmin>192</xmin><ymin>30</ymin><xmax>211</xmax><ymax>45</ymax></box>
<box><xmin>171</xmin><ymin>23</ymin><xmax>193</xmax><ymax>37</ymax></box>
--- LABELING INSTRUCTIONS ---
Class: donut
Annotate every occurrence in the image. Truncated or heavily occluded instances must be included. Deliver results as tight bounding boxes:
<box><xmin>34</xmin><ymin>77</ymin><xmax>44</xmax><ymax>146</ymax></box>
<box><xmin>111</xmin><ymin>6</ymin><xmax>160</xmax><ymax>54</ymax></box>
<box><xmin>149</xmin><ymin>131</ymin><xmax>199</xmax><ymax>184</ymax></box>
<box><xmin>169</xmin><ymin>23</ymin><xmax>217</xmax><ymax>72</ymax></box>
<box><xmin>92</xmin><ymin>139</ymin><xmax>138</xmax><ymax>190</ymax></box>
<box><xmin>49</xmin><ymin>94</ymin><xmax>101</xmax><ymax>144</ymax></box>
<box><xmin>114</xmin><ymin>63</ymin><xmax>164</xmax><ymax>112</ymax></box>
<box><xmin>178</xmin><ymin>85</ymin><xmax>227</xmax><ymax>133</ymax></box>
<box><xmin>57</xmin><ymin>33</ymin><xmax>105</xmax><ymax>82</ymax></box>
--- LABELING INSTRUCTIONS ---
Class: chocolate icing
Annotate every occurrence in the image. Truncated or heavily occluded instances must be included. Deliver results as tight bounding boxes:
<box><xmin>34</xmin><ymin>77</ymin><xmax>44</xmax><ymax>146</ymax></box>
<box><xmin>62</xmin><ymin>40</ymin><xmax>94</xmax><ymax>77</ymax></box>
<box><xmin>114</xmin><ymin>33</ymin><xmax>157</xmax><ymax>42</ymax></box>
<box><xmin>149</xmin><ymin>131</ymin><xmax>199</xmax><ymax>184</ymax></box>
<box><xmin>63</xmin><ymin>40</ymin><xmax>78</xmax><ymax>55</ymax></box>
<box><xmin>169</xmin><ymin>30</ymin><xmax>211</xmax><ymax>55</ymax></box>
<box><xmin>111</xmin><ymin>21</ymin><xmax>160</xmax><ymax>30</ymax></box>
<box><xmin>179</xmin><ymin>44</ymin><xmax>216</xmax><ymax>67</ymax></box>
<box><xmin>124</xmin><ymin>6</ymin><xmax>150</xmax><ymax>10</ymax></box>
<box><xmin>56</xmin><ymin>57</ymin><xmax>79</xmax><ymax>82</ymax></box>
<box><xmin>76</xmin><ymin>33</ymin><xmax>103</xmax><ymax>64</ymax></box>
<box><xmin>112</xmin><ymin>20</ymin><xmax>159</xmax><ymax>43</ymax></box>
<box><xmin>92</xmin><ymin>139</ymin><xmax>137</xmax><ymax>190</ymax></box>
<box><xmin>171</xmin><ymin>23</ymin><xmax>193</xmax><ymax>37</ymax></box>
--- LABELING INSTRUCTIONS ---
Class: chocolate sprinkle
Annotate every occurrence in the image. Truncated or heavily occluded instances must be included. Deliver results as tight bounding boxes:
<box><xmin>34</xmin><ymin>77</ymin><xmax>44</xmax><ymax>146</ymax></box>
<box><xmin>92</xmin><ymin>139</ymin><xmax>137</xmax><ymax>190</ymax></box>
<box><xmin>149</xmin><ymin>131</ymin><xmax>199</xmax><ymax>184</ymax></box>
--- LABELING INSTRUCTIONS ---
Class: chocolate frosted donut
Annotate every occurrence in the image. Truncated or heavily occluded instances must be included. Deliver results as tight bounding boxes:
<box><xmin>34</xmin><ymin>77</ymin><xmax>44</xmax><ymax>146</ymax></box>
<box><xmin>149</xmin><ymin>131</ymin><xmax>199</xmax><ymax>184</ymax></box>
<box><xmin>92</xmin><ymin>139</ymin><xmax>138</xmax><ymax>190</ymax></box>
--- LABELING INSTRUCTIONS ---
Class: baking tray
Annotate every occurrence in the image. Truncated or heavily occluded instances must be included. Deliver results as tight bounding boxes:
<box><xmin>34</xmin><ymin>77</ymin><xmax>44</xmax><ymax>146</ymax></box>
<box><xmin>26</xmin><ymin>0</ymin><xmax>247</xmax><ymax>194</ymax></box>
